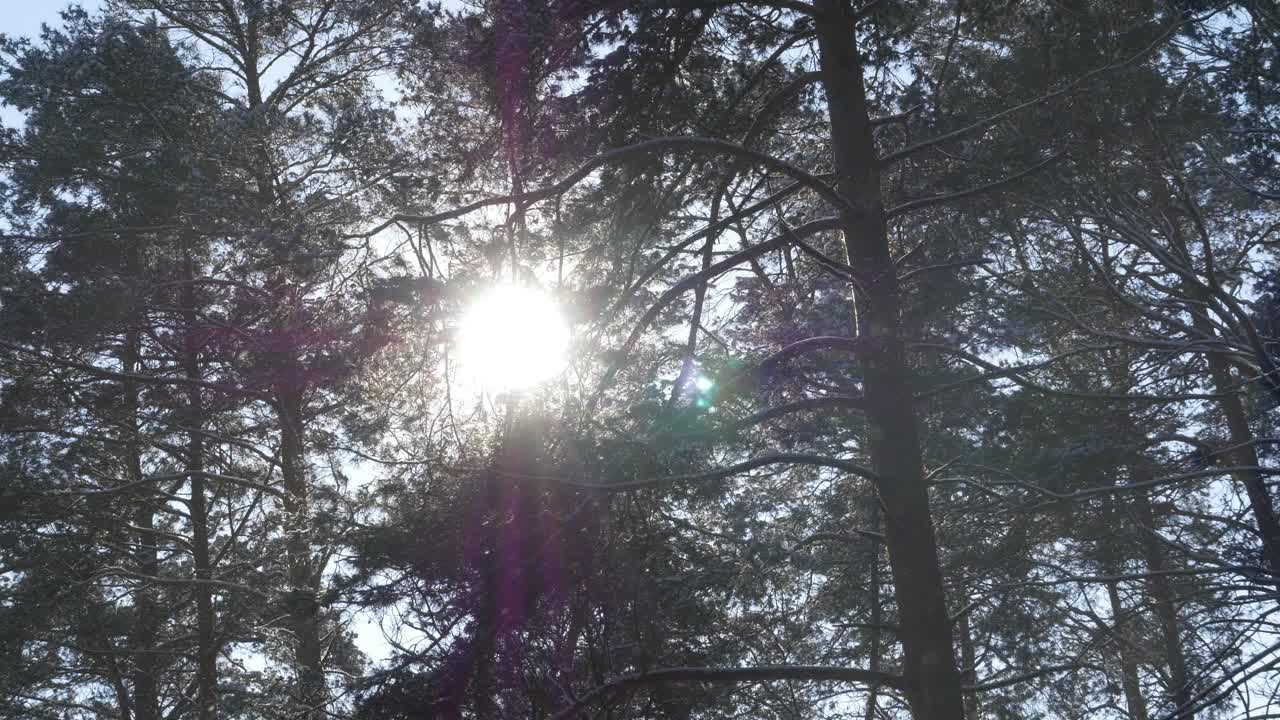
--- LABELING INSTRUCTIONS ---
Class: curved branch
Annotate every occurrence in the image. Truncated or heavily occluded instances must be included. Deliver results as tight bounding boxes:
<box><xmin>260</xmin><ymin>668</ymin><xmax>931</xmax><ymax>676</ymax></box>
<box><xmin>146</xmin><ymin>277</ymin><xmax>271</xmax><ymax>298</ymax></box>
<box><xmin>157</xmin><ymin>470</ymin><xmax>285</xmax><ymax>499</ymax></box>
<box><xmin>605</xmin><ymin>180</ymin><xmax>810</xmax><ymax>324</ymax></box>
<box><xmin>740</xmin><ymin>71</ymin><xmax>823</xmax><ymax>145</ymax></box>
<box><xmin>757</xmin><ymin>336</ymin><xmax>867</xmax><ymax>372</ymax></box>
<box><xmin>550</xmin><ymin>665</ymin><xmax>901</xmax><ymax>720</ymax></box>
<box><xmin>497</xmin><ymin>452</ymin><xmax>878</xmax><ymax>491</ymax></box>
<box><xmin>351</xmin><ymin>137</ymin><xmax>848</xmax><ymax>239</ymax></box>
<box><xmin>968</xmin><ymin>663</ymin><xmax>1096</xmax><ymax>693</ymax></box>
<box><xmin>1159</xmin><ymin>638</ymin><xmax>1280</xmax><ymax>720</ymax></box>
<box><xmin>0</xmin><ymin>340</ymin><xmax>268</xmax><ymax>400</ymax></box>
<box><xmin>880</xmin><ymin>17</ymin><xmax>1184</xmax><ymax>166</ymax></box>
<box><xmin>724</xmin><ymin>395</ymin><xmax>867</xmax><ymax>433</ymax></box>
<box><xmin>898</xmin><ymin>257</ymin><xmax>991</xmax><ymax>282</ymax></box>
<box><xmin>870</xmin><ymin>104</ymin><xmax>924</xmax><ymax>127</ymax></box>
<box><xmin>645</xmin><ymin>0</ymin><xmax>817</xmax><ymax>15</ymax></box>
<box><xmin>790</xmin><ymin>233</ymin><xmax>860</xmax><ymax>282</ymax></box>
<box><xmin>913</xmin><ymin>342</ymin><xmax>1231</xmax><ymax>402</ymax></box>
<box><xmin>798</xmin><ymin>529</ymin><xmax>884</xmax><ymax>545</ymax></box>
<box><xmin>594</xmin><ymin>217</ymin><xmax>842</xmax><ymax>401</ymax></box>
<box><xmin>885</xmin><ymin>152</ymin><xmax>1063</xmax><ymax>219</ymax></box>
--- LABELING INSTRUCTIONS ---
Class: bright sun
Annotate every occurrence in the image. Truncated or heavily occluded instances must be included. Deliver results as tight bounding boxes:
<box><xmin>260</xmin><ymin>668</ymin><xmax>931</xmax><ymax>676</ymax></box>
<box><xmin>458</xmin><ymin>284</ymin><xmax>570</xmax><ymax>393</ymax></box>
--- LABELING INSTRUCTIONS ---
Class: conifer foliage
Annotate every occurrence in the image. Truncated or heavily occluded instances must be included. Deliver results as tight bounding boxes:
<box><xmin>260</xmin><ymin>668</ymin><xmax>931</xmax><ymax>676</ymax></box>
<box><xmin>1</xmin><ymin>1</ymin><xmax>1278</xmax><ymax>719</ymax></box>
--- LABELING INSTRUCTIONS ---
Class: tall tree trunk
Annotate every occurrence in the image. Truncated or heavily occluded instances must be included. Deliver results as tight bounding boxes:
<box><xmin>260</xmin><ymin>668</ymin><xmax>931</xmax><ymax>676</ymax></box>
<box><xmin>863</xmin><ymin>496</ymin><xmax>882</xmax><ymax>720</ymax></box>
<box><xmin>237</xmin><ymin>11</ymin><xmax>325</xmax><ymax>713</ymax></box>
<box><xmin>1201</xmin><ymin>352</ymin><xmax>1280</xmax><ymax>580</ymax></box>
<box><xmin>123</xmin><ymin>330</ymin><xmax>161</xmax><ymax>720</ymax></box>
<box><xmin>470</xmin><ymin>462</ymin><xmax>499</xmax><ymax>720</ymax></box>
<box><xmin>1105</xmin><ymin>579</ymin><xmax>1150</xmax><ymax>720</ymax></box>
<box><xmin>240</xmin><ymin>10</ymin><xmax>277</xmax><ymax>211</ymax></box>
<box><xmin>958</xmin><ymin>610</ymin><xmax>979</xmax><ymax>720</ymax></box>
<box><xmin>277</xmin><ymin>382</ymin><xmax>327</xmax><ymax>720</ymax></box>
<box><xmin>813</xmin><ymin>3</ymin><xmax>965</xmax><ymax>718</ymax></box>
<box><xmin>1151</xmin><ymin>180</ymin><xmax>1280</xmax><ymax>581</ymax></box>
<box><xmin>184</xmin><ymin>263</ymin><xmax>218</xmax><ymax>720</ymax></box>
<box><xmin>1130</xmin><ymin>473</ymin><xmax>1193</xmax><ymax>719</ymax></box>
<box><xmin>1099</xmin><ymin>425</ymin><xmax>1149</xmax><ymax>720</ymax></box>
<box><xmin>1109</xmin><ymin>351</ymin><xmax>1195</xmax><ymax>720</ymax></box>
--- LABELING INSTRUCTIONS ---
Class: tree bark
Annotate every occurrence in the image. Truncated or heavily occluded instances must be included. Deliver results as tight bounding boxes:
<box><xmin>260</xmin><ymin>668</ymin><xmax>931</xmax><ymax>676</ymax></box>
<box><xmin>863</xmin><ymin>497</ymin><xmax>882</xmax><ymax>720</ymax></box>
<box><xmin>1109</xmin><ymin>351</ymin><xmax>1195</xmax><ymax>720</ymax></box>
<box><xmin>1130</xmin><ymin>474</ymin><xmax>1193</xmax><ymax>719</ymax></box>
<box><xmin>1105</xmin><ymin>579</ymin><xmax>1150</xmax><ymax>720</ymax></box>
<box><xmin>184</xmin><ymin>262</ymin><xmax>218</xmax><ymax>720</ymax></box>
<box><xmin>813</xmin><ymin>3</ymin><xmax>965</xmax><ymax>718</ymax></box>
<box><xmin>123</xmin><ymin>330</ymin><xmax>162</xmax><ymax>720</ymax></box>
<box><xmin>236</xmin><ymin>8</ymin><xmax>326</xmax><ymax>709</ymax></box>
<box><xmin>277</xmin><ymin>383</ymin><xmax>327</xmax><ymax>720</ymax></box>
<box><xmin>1201</xmin><ymin>352</ymin><xmax>1280</xmax><ymax>580</ymax></box>
<box><xmin>958</xmin><ymin>610</ymin><xmax>979</xmax><ymax>720</ymax></box>
<box><xmin>1150</xmin><ymin>179</ymin><xmax>1280</xmax><ymax>581</ymax></box>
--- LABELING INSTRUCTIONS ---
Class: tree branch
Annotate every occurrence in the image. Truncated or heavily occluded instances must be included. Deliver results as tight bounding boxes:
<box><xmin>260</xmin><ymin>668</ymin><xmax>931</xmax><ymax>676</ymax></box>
<box><xmin>352</xmin><ymin>137</ymin><xmax>848</xmax><ymax>239</ymax></box>
<box><xmin>592</xmin><ymin>217</ymin><xmax>842</xmax><ymax>406</ymax></box>
<box><xmin>496</xmin><ymin>452</ymin><xmax>878</xmax><ymax>491</ymax></box>
<box><xmin>880</xmin><ymin>18</ymin><xmax>1185</xmax><ymax>166</ymax></box>
<box><xmin>550</xmin><ymin>665</ymin><xmax>901</xmax><ymax>720</ymax></box>
<box><xmin>884</xmin><ymin>152</ymin><xmax>1062</xmax><ymax>219</ymax></box>
<box><xmin>968</xmin><ymin>663</ymin><xmax>1096</xmax><ymax>693</ymax></box>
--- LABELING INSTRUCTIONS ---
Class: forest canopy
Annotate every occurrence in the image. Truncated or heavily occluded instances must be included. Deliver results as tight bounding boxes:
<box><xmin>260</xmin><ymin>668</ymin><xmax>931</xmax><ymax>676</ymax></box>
<box><xmin>1</xmin><ymin>1</ymin><xmax>1278</xmax><ymax>719</ymax></box>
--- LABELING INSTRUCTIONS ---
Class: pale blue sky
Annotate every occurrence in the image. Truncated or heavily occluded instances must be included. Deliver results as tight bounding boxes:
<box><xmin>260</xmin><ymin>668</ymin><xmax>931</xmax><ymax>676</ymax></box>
<box><xmin>0</xmin><ymin>0</ymin><xmax>102</xmax><ymax>42</ymax></box>
<box><xmin>1</xmin><ymin>1</ymin><xmax>103</xmax><ymax>128</ymax></box>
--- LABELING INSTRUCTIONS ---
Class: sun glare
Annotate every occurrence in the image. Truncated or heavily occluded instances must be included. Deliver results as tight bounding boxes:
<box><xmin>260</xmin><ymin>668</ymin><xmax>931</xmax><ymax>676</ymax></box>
<box><xmin>458</xmin><ymin>284</ymin><xmax>570</xmax><ymax>393</ymax></box>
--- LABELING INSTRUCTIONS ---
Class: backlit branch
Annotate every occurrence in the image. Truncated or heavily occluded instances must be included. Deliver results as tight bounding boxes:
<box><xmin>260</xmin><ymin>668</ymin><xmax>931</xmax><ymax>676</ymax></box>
<box><xmin>594</xmin><ymin>217</ymin><xmax>843</xmax><ymax>401</ymax></box>
<box><xmin>351</xmin><ymin>137</ymin><xmax>849</xmax><ymax>239</ymax></box>
<box><xmin>495</xmin><ymin>451</ymin><xmax>878</xmax><ymax>490</ymax></box>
